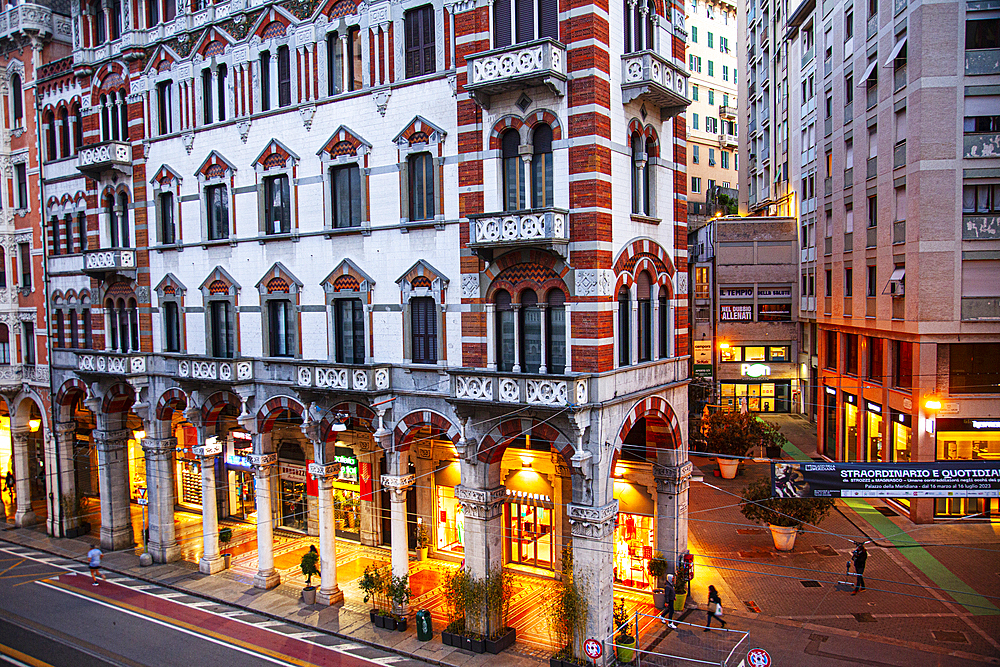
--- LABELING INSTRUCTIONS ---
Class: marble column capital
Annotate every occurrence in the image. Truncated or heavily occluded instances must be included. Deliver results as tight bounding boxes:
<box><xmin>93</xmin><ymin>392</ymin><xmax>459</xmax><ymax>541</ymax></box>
<box><xmin>567</xmin><ymin>500</ymin><xmax>619</xmax><ymax>539</ymax></box>
<box><xmin>94</xmin><ymin>429</ymin><xmax>130</xmax><ymax>452</ymax></box>
<box><xmin>142</xmin><ymin>437</ymin><xmax>177</xmax><ymax>462</ymax></box>
<box><xmin>55</xmin><ymin>420</ymin><xmax>76</xmax><ymax>437</ymax></box>
<box><xmin>10</xmin><ymin>426</ymin><xmax>31</xmax><ymax>444</ymax></box>
<box><xmin>380</xmin><ymin>473</ymin><xmax>415</xmax><ymax>499</ymax></box>
<box><xmin>455</xmin><ymin>484</ymin><xmax>506</xmax><ymax>520</ymax></box>
<box><xmin>653</xmin><ymin>461</ymin><xmax>693</xmax><ymax>487</ymax></box>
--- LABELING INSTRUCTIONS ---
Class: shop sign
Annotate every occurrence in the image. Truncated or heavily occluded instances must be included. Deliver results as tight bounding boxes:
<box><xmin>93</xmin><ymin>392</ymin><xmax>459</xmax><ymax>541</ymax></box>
<box><xmin>721</xmin><ymin>305</ymin><xmax>753</xmax><ymax>321</ymax></box>
<box><xmin>280</xmin><ymin>462</ymin><xmax>306</xmax><ymax>483</ymax></box>
<box><xmin>757</xmin><ymin>303</ymin><xmax>792</xmax><ymax>321</ymax></box>
<box><xmin>757</xmin><ymin>287</ymin><xmax>791</xmax><ymax>297</ymax></box>
<box><xmin>771</xmin><ymin>461</ymin><xmax>1000</xmax><ymax>499</ymax></box>
<box><xmin>359</xmin><ymin>460</ymin><xmax>374</xmax><ymax>501</ymax></box>
<box><xmin>865</xmin><ymin>401</ymin><xmax>882</xmax><ymax>414</ymax></box>
<box><xmin>741</xmin><ymin>363</ymin><xmax>771</xmax><ymax>378</ymax></box>
<box><xmin>335</xmin><ymin>447</ymin><xmax>359</xmax><ymax>483</ymax></box>
<box><xmin>693</xmin><ymin>341</ymin><xmax>712</xmax><ymax>365</ymax></box>
<box><xmin>825</xmin><ymin>386</ymin><xmax>837</xmax><ymax>396</ymax></box>
<box><xmin>308</xmin><ymin>462</ymin><xmax>341</xmax><ymax>478</ymax></box>
<box><xmin>720</xmin><ymin>287</ymin><xmax>754</xmax><ymax>298</ymax></box>
<box><xmin>694</xmin><ymin>365</ymin><xmax>714</xmax><ymax>378</ymax></box>
<box><xmin>973</xmin><ymin>420</ymin><xmax>1000</xmax><ymax>429</ymax></box>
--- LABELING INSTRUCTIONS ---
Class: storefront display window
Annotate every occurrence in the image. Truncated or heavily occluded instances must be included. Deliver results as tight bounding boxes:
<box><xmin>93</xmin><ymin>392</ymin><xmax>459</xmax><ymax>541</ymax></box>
<box><xmin>174</xmin><ymin>423</ymin><xmax>201</xmax><ymax>509</ymax></box>
<box><xmin>865</xmin><ymin>403</ymin><xmax>883</xmax><ymax>462</ymax></box>
<box><xmin>744</xmin><ymin>347</ymin><xmax>766</xmax><ymax>362</ymax></box>
<box><xmin>769</xmin><ymin>347</ymin><xmax>788</xmax><ymax>362</ymax></box>
<box><xmin>720</xmin><ymin>346</ymin><xmax>741</xmax><ymax>362</ymax></box>
<box><xmin>891</xmin><ymin>412</ymin><xmax>911</xmax><ymax>463</ymax></box>
<box><xmin>226</xmin><ymin>430</ymin><xmax>255</xmax><ymax>520</ymax></box>
<box><xmin>720</xmin><ymin>382</ymin><xmax>791</xmax><ymax>413</ymax></box>
<box><xmin>127</xmin><ymin>432</ymin><xmax>146</xmax><ymax>501</ymax></box>
<box><xmin>614</xmin><ymin>512</ymin><xmax>654</xmax><ymax>588</ymax></box>
<box><xmin>823</xmin><ymin>388</ymin><xmax>837</xmax><ymax>456</ymax></box>
<box><xmin>334</xmin><ymin>490</ymin><xmax>359</xmax><ymax>533</ymax></box>
<box><xmin>0</xmin><ymin>414</ymin><xmax>11</xmax><ymax>485</ymax></box>
<box><xmin>437</xmin><ymin>485</ymin><xmax>464</xmax><ymax>553</ymax></box>
<box><xmin>843</xmin><ymin>395</ymin><xmax>858</xmax><ymax>461</ymax></box>
<box><xmin>504</xmin><ymin>489</ymin><xmax>553</xmax><ymax>570</ymax></box>
<box><xmin>279</xmin><ymin>460</ymin><xmax>308</xmax><ymax>532</ymax></box>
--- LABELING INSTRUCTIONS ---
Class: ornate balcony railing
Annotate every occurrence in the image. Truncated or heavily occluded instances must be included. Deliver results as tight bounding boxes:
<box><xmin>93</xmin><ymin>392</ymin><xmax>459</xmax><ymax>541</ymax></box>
<box><xmin>465</xmin><ymin>38</ymin><xmax>566</xmax><ymax>110</ymax></box>
<box><xmin>621</xmin><ymin>50</ymin><xmax>690</xmax><ymax>117</ymax></box>
<box><xmin>719</xmin><ymin>105</ymin><xmax>737</xmax><ymax>118</ymax></box>
<box><xmin>82</xmin><ymin>248</ymin><xmax>137</xmax><ymax>279</ymax></box>
<box><xmin>467</xmin><ymin>207</ymin><xmax>569</xmax><ymax>262</ymax></box>
<box><xmin>77</xmin><ymin>140</ymin><xmax>131</xmax><ymax>178</ymax></box>
<box><xmin>0</xmin><ymin>3</ymin><xmax>71</xmax><ymax>43</ymax></box>
<box><xmin>451</xmin><ymin>370</ymin><xmax>589</xmax><ymax>408</ymax></box>
<box><xmin>718</xmin><ymin>133</ymin><xmax>738</xmax><ymax>148</ymax></box>
<box><xmin>77</xmin><ymin>352</ymin><xmax>147</xmax><ymax>376</ymax></box>
<box><xmin>175</xmin><ymin>357</ymin><xmax>254</xmax><ymax>383</ymax></box>
<box><xmin>294</xmin><ymin>363</ymin><xmax>392</xmax><ymax>393</ymax></box>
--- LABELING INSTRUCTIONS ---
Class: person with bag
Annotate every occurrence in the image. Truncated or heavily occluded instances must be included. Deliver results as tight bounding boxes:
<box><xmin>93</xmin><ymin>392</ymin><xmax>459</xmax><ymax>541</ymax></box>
<box><xmin>704</xmin><ymin>585</ymin><xmax>727</xmax><ymax>631</ymax></box>
<box><xmin>850</xmin><ymin>542</ymin><xmax>868</xmax><ymax>595</ymax></box>
<box><xmin>659</xmin><ymin>574</ymin><xmax>678</xmax><ymax>629</ymax></box>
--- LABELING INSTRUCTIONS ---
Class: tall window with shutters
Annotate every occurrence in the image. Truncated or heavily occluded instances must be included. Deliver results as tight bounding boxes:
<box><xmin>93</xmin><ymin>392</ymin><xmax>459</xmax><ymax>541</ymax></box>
<box><xmin>264</xmin><ymin>175</ymin><xmax>291</xmax><ymax>235</ymax></box>
<box><xmin>209</xmin><ymin>300</ymin><xmax>235</xmax><ymax>358</ymax></box>
<box><xmin>335</xmin><ymin>298</ymin><xmax>365</xmax><ymax>364</ymax></box>
<box><xmin>547</xmin><ymin>288</ymin><xmax>566</xmax><ymax>374</ymax></box>
<box><xmin>267</xmin><ymin>299</ymin><xmax>295</xmax><ymax>357</ymax></box>
<box><xmin>496</xmin><ymin>290</ymin><xmax>515</xmax><ymax>372</ymax></box>
<box><xmin>520</xmin><ymin>290</ymin><xmax>542</xmax><ymax>373</ymax></box>
<box><xmin>408</xmin><ymin>152</ymin><xmax>435</xmax><ymax>221</ymax></box>
<box><xmin>658</xmin><ymin>292</ymin><xmax>669</xmax><ymax>358</ymax></box>
<box><xmin>636</xmin><ymin>272</ymin><xmax>652</xmax><ymax>362</ymax></box>
<box><xmin>624</xmin><ymin>0</ymin><xmax>655</xmax><ymax>53</ymax></box>
<box><xmin>532</xmin><ymin>124</ymin><xmax>554</xmax><ymax>208</ymax></box>
<box><xmin>502</xmin><ymin>130</ymin><xmax>525</xmax><ymax>211</ymax></box>
<box><xmin>618</xmin><ymin>287</ymin><xmax>630</xmax><ymax>366</ymax></box>
<box><xmin>164</xmin><ymin>301</ymin><xmax>181</xmax><ymax>352</ymax></box>
<box><xmin>331</xmin><ymin>165</ymin><xmax>362</xmax><ymax>228</ymax></box>
<box><xmin>277</xmin><ymin>46</ymin><xmax>291</xmax><ymax>107</ymax></box>
<box><xmin>493</xmin><ymin>0</ymin><xmax>558</xmax><ymax>47</ymax></box>
<box><xmin>0</xmin><ymin>324</ymin><xmax>9</xmax><ymax>364</ymax></box>
<box><xmin>405</xmin><ymin>5</ymin><xmax>436</xmax><ymax>78</ymax></box>
<box><xmin>410</xmin><ymin>296</ymin><xmax>437</xmax><ymax>364</ymax></box>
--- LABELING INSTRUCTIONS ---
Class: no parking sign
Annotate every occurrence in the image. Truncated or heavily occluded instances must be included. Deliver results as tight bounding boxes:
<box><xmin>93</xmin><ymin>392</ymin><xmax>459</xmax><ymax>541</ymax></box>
<box><xmin>747</xmin><ymin>648</ymin><xmax>771</xmax><ymax>667</ymax></box>
<box><xmin>584</xmin><ymin>638</ymin><xmax>602</xmax><ymax>663</ymax></box>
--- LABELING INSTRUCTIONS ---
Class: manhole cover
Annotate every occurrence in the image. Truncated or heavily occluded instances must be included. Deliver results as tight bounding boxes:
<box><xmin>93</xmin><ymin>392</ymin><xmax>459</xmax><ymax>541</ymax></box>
<box><xmin>800</xmin><ymin>580</ymin><xmax>822</xmax><ymax>588</ymax></box>
<box><xmin>808</xmin><ymin>634</ymin><xmax>829</xmax><ymax>642</ymax></box>
<box><xmin>932</xmin><ymin>630</ymin><xmax>968</xmax><ymax>643</ymax></box>
<box><xmin>814</xmin><ymin>545</ymin><xmax>839</xmax><ymax>557</ymax></box>
<box><xmin>744</xmin><ymin>601</ymin><xmax>761</xmax><ymax>613</ymax></box>
<box><xmin>736</xmin><ymin>528</ymin><xmax>764</xmax><ymax>535</ymax></box>
<box><xmin>852</xmin><ymin>613</ymin><xmax>876</xmax><ymax>623</ymax></box>
<box><xmin>875</xmin><ymin>507</ymin><xmax>898</xmax><ymax>517</ymax></box>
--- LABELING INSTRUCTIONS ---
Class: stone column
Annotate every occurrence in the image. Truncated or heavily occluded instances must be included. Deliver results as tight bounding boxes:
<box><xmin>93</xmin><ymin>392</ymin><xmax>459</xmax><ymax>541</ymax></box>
<box><xmin>568</xmin><ymin>501</ymin><xmax>618</xmax><ymax>664</ymax></box>
<box><xmin>251</xmin><ymin>451</ymin><xmax>281</xmax><ymax>589</ymax></box>
<box><xmin>380</xmin><ymin>452</ymin><xmax>413</xmax><ymax>580</ymax></box>
<box><xmin>485</xmin><ymin>303</ymin><xmax>496</xmax><ymax>371</ymax></box>
<box><xmin>94</xmin><ymin>429</ymin><xmax>135</xmax><ymax>550</ymax></box>
<box><xmin>654</xmin><ymin>452</ymin><xmax>692</xmax><ymax>575</ymax></box>
<box><xmin>512</xmin><ymin>304</ymin><xmax>522</xmax><ymax>373</ymax></box>
<box><xmin>11</xmin><ymin>427</ymin><xmax>36</xmax><ymax>527</ymax></box>
<box><xmin>315</xmin><ymin>472</ymin><xmax>344</xmax><ymax>604</ymax></box>
<box><xmin>198</xmin><ymin>451</ymin><xmax>225</xmax><ymax>574</ymax></box>
<box><xmin>144</xmin><ymin>436</ymin><xmax>181</xmax><ymax>563</ymax></box>
<box><xmin>54</xmin><ymin>420</ymin><xmax>78</xmax><ymax>533</ymax></box>
<box><xmin>539</xmin><ymin>304</ymin><xmax>548</xmax><ymax>374</ymax></box>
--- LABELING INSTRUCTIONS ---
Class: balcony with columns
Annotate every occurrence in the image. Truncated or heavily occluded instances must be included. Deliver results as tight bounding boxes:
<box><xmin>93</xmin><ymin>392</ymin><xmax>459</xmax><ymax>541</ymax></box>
<box><xmin>621</xmin><ymin>50</ymin><xmax>690</xmax><ymax>118</ymax></box>
<box><xmin>451</xmin><ymin>370</ymin><xmax>590</xmax><ymax>408</ymax></box>
<box><xmin>81</xmin><ymin>247</ymin><xmax>137</xmax><ymax>280</ymax></box>
<box><xmin>467</xmin><ymin>207</ymin><xmax>570</xmax><ymax>262</ymax></box>
<box><xmin>464</xmin><ymin>38</ymin><xmax>567</xmax><ymax>110</ymax></box>
<box><xmin>0</xmin><ymin>2</ymin><xmax>71</xmax><ymax>44</ymax></box>
<box><xmin>76</xmin><ymin>140</ymin><xmax>132</xmax><ymax>178</ymax></box>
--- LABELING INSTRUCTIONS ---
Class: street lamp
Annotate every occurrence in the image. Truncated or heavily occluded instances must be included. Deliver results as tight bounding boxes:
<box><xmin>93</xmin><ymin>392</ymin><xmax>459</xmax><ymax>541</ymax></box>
<box><xmin>27</xmin><ymin>418</ymin><xmax>41</xmax><ymax>432</ymax></box>
<box><xmin>923</xmin><ymin>396</ymin><xmax>941</xmax><ymax>434</ymax></box>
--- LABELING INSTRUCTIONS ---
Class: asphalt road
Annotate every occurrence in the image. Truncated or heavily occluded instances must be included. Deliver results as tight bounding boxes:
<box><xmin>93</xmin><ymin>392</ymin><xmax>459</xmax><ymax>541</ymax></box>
<box><xmin>0</xmin><ymin>542</ymin><xmax>420</xmax><ymax>667</ymax></box>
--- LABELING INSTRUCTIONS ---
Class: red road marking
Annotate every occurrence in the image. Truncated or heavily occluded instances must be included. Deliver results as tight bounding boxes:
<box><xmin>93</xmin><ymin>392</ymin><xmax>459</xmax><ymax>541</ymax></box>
<box><xmin>51</xmin><ymin>574</ymin><xmax>379</xmax><ymax>667</ymax></box>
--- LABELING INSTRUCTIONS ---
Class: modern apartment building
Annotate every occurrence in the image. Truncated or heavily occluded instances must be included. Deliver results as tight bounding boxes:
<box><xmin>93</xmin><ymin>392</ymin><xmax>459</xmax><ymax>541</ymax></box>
<box><xmin>686</xmin><ymin>0</ymin><xmax>739</xmax><ymax>224</ymax></box>
<box><xmin>39</xmin><ymin>0</ymin><xmax>694</xmax><ymax>643</ymax></box>
<box><xmin>741</xmin><ymin>0</ymin><xmax>1000</xmax><ymax>522</ymax></box>
<box><xmin>0</xmin><ymin>1</ymin><xmax>71</xmax><ymax>534</ymax></box>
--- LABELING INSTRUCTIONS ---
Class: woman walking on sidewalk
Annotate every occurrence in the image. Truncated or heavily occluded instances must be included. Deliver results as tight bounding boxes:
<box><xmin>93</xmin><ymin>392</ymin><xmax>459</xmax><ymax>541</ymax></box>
<box><xmin>704</xmin><ymin>585</ymin><xmax>727</xmax><ymax>631</ymax></box>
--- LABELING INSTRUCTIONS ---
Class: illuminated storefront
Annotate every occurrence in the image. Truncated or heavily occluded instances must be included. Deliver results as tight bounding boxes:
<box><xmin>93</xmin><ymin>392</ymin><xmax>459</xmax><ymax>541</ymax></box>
<box><xmin>333</xmin><ymin>445</ymin><xmax>360</xmax><ymax>539</ymax></box>
<box><xmin>174</xmin><ymin>422</ymin><xmax>202</xmax><ymax>510</ymax></box>
<box><xmin>225</xmin><ymin>431</ymin><xmax>256</xmax><ymax>521</ymax></box>
<box><xmin>864</xmin><ymin>401</ymin><xmax>884</xmax><ymax>462</ymax></box>
<box><xmin>613</xmin><ymin>471</ymin><xmax>655</xmax><ymax>589</ymax></box>
<box><xmin>842</xmin><ymin>393</ymin><xmax>859</xmax><ymax>461</ymax></box>
<box><xmin>127</xmin><ymin>430</ymin><xmax>147</xmax><ymax>501</ymax></box>
<box><xmin>718</xmin><ymin>346</ymin><xmax>795</xmax><ymax>412</ymax></box>
<box><xmin>435</xmin><ymin>460</ymin><xmax>463</xmax><ymax>554</ymax></box>
<box><xmin>278</xmin><ymin>442</ymin><xmax>308</xmax><ymax>532</ymax></box>
<box><xmin>0</xmin><ymin>414</ymin><xmax>10</xmax><ymax>486</ymax></box>
<box><xmin>934</xmin><ymin>418</ymin><xmax>1000</xmax><ymax>519</ymax></box>
<box><xmin>503</xmin><ymin>455</ymin><xmax>555</xmax><ymax>571</ymax></box>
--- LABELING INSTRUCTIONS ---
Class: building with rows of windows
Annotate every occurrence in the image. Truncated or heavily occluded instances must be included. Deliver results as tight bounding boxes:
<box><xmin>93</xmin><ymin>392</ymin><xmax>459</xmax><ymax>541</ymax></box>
<box><xmin>39</xmin><ymin>0</ymin><xmax>694</xmax><ymax>642</ymax></box>
<box><xmin>739</xmin><ymin>0</ymin><xmax>1000</xmax><ymax>522</ymax></box>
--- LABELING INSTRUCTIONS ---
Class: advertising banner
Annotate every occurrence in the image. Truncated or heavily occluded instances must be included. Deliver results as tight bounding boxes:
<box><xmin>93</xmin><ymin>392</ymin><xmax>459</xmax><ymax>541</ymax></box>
<box><xmin>721</xmin><ymin>304</ymin><xmax>753</xmax><ymax>321</ymax></box>
<box><xmin>772</xmin><ymin>461</ymin><xmax>1000</xmax><ymax>498</ymax></box>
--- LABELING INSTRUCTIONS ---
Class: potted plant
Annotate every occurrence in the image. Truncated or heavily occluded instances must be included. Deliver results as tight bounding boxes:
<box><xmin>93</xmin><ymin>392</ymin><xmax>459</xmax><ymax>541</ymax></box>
<box><xmin>549</xmin><ymin>545</ymin><xmax>587</xmax><ymax>665</ymax></box>
<box><xmin>219</xmin><ymin>527</ymin><xmax>233</xmax><ymax>568</ymax></box>
<box><xmin>740</xmin><ymin>478</ymin><xmax>835</xmax><ymax>551</ymax></box>
<box><xmin>440</xmin><ymin>568</ymin><xmax>467</xmax><ymax>647</ymax></box>
<box><xmin>647</xmin><ymin>552</ymin><xmax>669</xmax><ymax>610</ymax></box>
<box><xmin>703</xmin><ymin>411</ymin><xmax>768</xmax><ymax>478</ymax></box>
<box><xmin>761</xmin><ymin>421</ymin><xmax>787</xmax><ymax>460</ymax></box>
<box><xmin>300</xmin><ymin>548</ymin><xmax>320</xmax><ymax>604</ymax></box>
<box><xmin>673</xmin><ymin>559</ymin><xmax>692</xmax><ymax>611</ymax></box>
<box><xmin>416</xmin><ymin>524</ymin><xmax>429</xmax><ymax>561</ymax></box>
<box><xmin>390</xmin><ymin>573</ymin><xmax>411</xmax><ymax>631</ymax></box>
<box><xmin>359</xmin><ymin>564</ymin><xmax>383</xmax><ymax>624</ymax></box>
<box><xmin>613</xmin><ymin>597</ymin><xmax>635</xmax><ymax>663</ymax></box>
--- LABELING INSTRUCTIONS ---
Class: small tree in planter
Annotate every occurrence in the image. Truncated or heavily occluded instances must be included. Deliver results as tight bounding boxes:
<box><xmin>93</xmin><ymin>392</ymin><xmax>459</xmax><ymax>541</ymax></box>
<box><xmin>704</xmin><ymin>411</ymin><xmax>768</xmax><ymax>478</ymax></box>
<box><xmin>612</xmin><ymin>597</ymin><xmax>635</xmax><ymax>663</ymax></box>
<box><xmin>673</xmin><ymin>558</ymin><xmax>692</xmax><ymax>611</ymax></box>
<box><xmin>647</xmin><ymin>552</ymin><xmax>669</xmax><ymax>610</ymax></box>
<box><xmin>549</xmin><ymin>545</ymin><xmax>587</xmax><ymax>665</ymax></box>
<box><xmin>416</xmin><ymin>524</ymin><xmax>430</xmax><ymax>561</ymax></box>
<box><xmin>440</xmin><ymin>568</ymin><xmax>467</xmax><ymax>647</ymax></box>
<box><xmin>359</xmin><ymin>564</ymin><xmax>386</xmax><ymax>624</ymax></box>
<box><xmin>740</xmin><ymin>478</ymin><xmax>835</xmax><ymax>551</ymax></box>
<box><xmin>389</xmin><ymin>574</ymin><xmax>411</xmax><ymax>630</ymax></box>
<box><xmin>300</xmin><ymin>548</ymin><xmax>320</xmax><ymax>604</ymax></box>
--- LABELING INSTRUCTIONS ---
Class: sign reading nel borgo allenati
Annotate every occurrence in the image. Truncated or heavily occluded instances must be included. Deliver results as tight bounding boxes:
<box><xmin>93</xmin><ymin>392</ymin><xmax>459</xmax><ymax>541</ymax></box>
<box><xmin>771</xmin><ymin>461</ymin><xmax>1000</xmax><ymax>499</ymax></box>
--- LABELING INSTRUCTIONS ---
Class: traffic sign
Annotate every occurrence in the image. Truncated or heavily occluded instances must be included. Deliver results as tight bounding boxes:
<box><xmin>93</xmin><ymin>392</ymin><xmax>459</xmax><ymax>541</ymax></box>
<box><xmin>137</xmin><ymin>486</ymin><xmax>149</xmax><ymax>506</ymax></box>
<box><xmin>747</xmin><ymin>648</ymin><xmax>771</xmax><ymax>667</ymax></box>
<box><xmin>583</xmin><ymin>638</ymin><xmax>602</xmax><ymax>660</ymax></box>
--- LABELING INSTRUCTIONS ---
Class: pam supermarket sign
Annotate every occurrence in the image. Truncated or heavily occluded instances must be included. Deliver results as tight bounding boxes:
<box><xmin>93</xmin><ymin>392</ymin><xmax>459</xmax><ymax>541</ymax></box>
<box><xmin>771</xmin><ymin>461</ymin><xmax>1000</xmax><ymax>499</ymax></box>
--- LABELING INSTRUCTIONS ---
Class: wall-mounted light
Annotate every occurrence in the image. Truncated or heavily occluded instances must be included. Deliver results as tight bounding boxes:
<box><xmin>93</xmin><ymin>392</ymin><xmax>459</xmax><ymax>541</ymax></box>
<box><xmin>134</xmin><ymin>430</ymin><xmax>146</xmax><ymax>441</ymax></box>
<box><xmin>719</xmin><ymin>342</ymin><xmax>731</xmax><ymax>349</ymax></box>
<box><xmin>331</xmin><ymin>413</ymin><xmax>349</xmax><ymax>432</ymax></box>
<box><xmin>521</xmin><ymin>457</ymin><xmax>533</xmax><ymax>470</ymax></box>
<box><xmin>614</xmin><ymin>465</ymin><xmax>625</xmax><ymax>479</ymax></box>
<box><xmin>924</xmin><ymin>398</ymin><xmax>942</xmax><ymax>412</ymax></box>
<box><xmin>27</xmin><ymin>418</ymin><xmax>41</xmax><ymax>432</ymax></box>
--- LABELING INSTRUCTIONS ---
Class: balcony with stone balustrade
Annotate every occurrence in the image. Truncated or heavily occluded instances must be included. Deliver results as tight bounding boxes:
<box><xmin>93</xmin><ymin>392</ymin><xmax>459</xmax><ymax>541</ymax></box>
<box><xmin>82</xmin><ymin>248</ymin><xmax>137</xmax><ymax>280</ymax></box>
<box><xmin>76</xmin><ymin>140</ymin><xmax>132</xmax><ymax>178</ymax></box>
<box><xmin>467</xmin><ymin>208</ymin><xmax>569</xmax><ymax>262</ymax></box>
<box><xmin>621</xmin><ymin>50</ymin><xmax>690</xmax><ymax>118</ymax></box>
<box><xmin>0</xmin><ymin>2</ymin><xmax>71</xmax><ymax>44</ymax></box>
<box><xmin>464</xmin><ymin>38</ymin><xmax>566</xmax><ymax>110</ymax></box>
<box><xmin>450</xmin><ymin>370</ymin><xmax>590</xmax><ymax>409</ymax></box>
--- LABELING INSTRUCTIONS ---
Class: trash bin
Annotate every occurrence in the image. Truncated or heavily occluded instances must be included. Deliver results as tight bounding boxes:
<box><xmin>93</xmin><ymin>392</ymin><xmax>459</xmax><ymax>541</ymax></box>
<box><xmin>416</xmin><ymin>609</ymin><xmax>433</xmax><ymax>641</ymax></box>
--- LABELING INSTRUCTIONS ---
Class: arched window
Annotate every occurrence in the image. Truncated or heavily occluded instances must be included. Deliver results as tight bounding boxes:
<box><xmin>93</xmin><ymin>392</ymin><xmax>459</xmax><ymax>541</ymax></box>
<box><xmin>658</xmin><ymin>290</ymin><xmax>669</xmax><ymax>358</ymax></box>
<box><xmin>501</xmin><ymin>129</ymin><xmax>524</xmax><ymax>211</ymax></box>
<box><xmin>69</xmin><ymin>310</ymin><xmax>79</xmax><ymax>349</ymax></box>
<box><xmin>59</xmin><ymin>107</ymin><xmax>70</xmax><ymax>158</ymax></box>
<box><xmin>631</xmin><ymin>132</ymin><xmax>644</xmax><ymax>214</ymax></box>
<box><xmin>10</xmin><ymin>74</ymin><xmax>23</xmax><ymax>128</ymax></box>
<box><xmin>531</xmin><ymin>124</ymin><xmax>553</xmax><ymax>208</ymax></box>
<box><xmin>100</xmin><ymin>94</ymin><xmax>110</xmax><ymax>141</ymax></box>
<box><xmin>72</xmin><ymin>104</ymin><xmax>83</xmax><ymax>153</ymax></box>
<box><xmin>618</xmin><ymin>286</ymin><xmax>630</xmax><ymax>367</ymax></box>
<box><xmin>106</xmin><ymin>298</ymin><xmax>119</xmax><ymax>351</ymax></box>
<box><xmin>521</xmin><ymin>289</ymin><xmax>541</xmax><ymax>373</ymax></box>
<box><xmin>44</xmin><ymin>110</ymin><xmax>56</xmax><ymax>161</ymax></box>
<box><xmin>0</xmin><ymin>324</ymin><xmax>9</xmax><ymax>364</ymax></box>
<box><xmin>116</xmin><ymin>298</ymin><xmax>128</xmax><ymax>352</ymax></box>
<box><xmin>495</xmin><ymin>290</ymin><xmax>515</xmax><ymax>372</ymax></box>
<box><xmin>109</xmin><ymin>192</ymin><xmax>131</xmax><ymax>248</ymax></box>
<box><xmin>64</xmin><ymin>215</ymin><xmax>74</xmax><ymax>254</ymax></box>
<box><xmin>637</xmin><ymin>271</ymin><xmax>652</xmax><ymax>362</ymax></box>
<box><xmin>644</xmin><ymin>136</ymin><xmax>655</xmax><ymax>214</ymax></box>
<box><xmin>51</xmin><ymin>216</ymin><xmax>61</xmax><ymax>255</ymax></box>
<box><xmin>92</xmin><ymin>0</ymin><xmax>106</xmax><ymax>45</ymax></box>
<box><xmin>0</xmin><ymin>247</ymin><xmax>6</xmax><ymax>288</ymax></box>
<box><xmin>546</xmin><ymin>288</ymin><xmax>566</xmax><ymax>374</ymax></box>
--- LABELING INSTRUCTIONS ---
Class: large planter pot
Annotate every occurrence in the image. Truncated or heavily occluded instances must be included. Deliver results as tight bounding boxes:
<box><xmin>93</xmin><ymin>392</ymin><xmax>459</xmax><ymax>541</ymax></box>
<box><xmin>674</xmin><ymin>591</ymin><xmax>688</xmax><ymax>611</ymax></box>
<box><xmin>222</xmin><ymin>553</ymin><xmax>232</xmax><ymax>569</ymax></box>
<box><xmin>652</xmin><ymin>588</ymin><xmax>666</xmax><ymax>610</ymax></box>
<box><xmin>384</xmin><ymin>616</ymin><xmax>398</xmax><ymax>631</ymax></box>
<box><xmin>370</xmin><ymin>610</ymin><xmax>377</xmax><ymax>624</ymax></box>
<box><xmin>765</xmin><ymin>445</ymin><xmax>783</xmax><ymax>460</ymax></box>
<box><xmin>616</xmin><ymin>635</ymin><xmax>636</xmax><ymax>663</ymax></box>
<box><xmin>397</xmin><ymin>617</ymin><xmax>408</xmax><ymax>632</ymax></box>
<box><xmin>417</xmin><ymin>547</ymin><xmax>429</xmax><ymax>561</ymax></box>
<box><xmin>301</xmin><ymin>586</ymin><xmax>316</xmax><ymax>605</ymax></box>
<box><xmin>374</xmin><ymin>614</ymin><xmax>386</xmax><ymax>629</ymax></box>
<box><xmin>485</xmin><ymin>627</ymin><xmax>516</xmax><ymax>654</ymax></box>
<box><xmin>718</xmin><ymin>458</ymin><xmax>740</xmax><ymax>479</ymax></box>
<box><xmin>769</xmin><ymin>524</ymin><xmax>798</xmax><ymax>551</ymax></box>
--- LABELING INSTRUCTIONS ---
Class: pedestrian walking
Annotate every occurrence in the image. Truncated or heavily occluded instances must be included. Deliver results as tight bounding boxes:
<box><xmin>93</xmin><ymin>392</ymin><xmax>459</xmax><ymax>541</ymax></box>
<box><xmin>704</xmin><ymin>585</ymin><xmax>727</xmax><ymax>631</ymax></box>
<box><xmin>87</xmin><ymin>546</ymin><xmax>107</xmax><ymax>586</ymax></box>
<box><xmin>659</xmin><ymin>574</ymin><xmax>678</xmax><ymax>629</ymax></box>
<box><xmin>4</xmin><ymin>470</ymin><xmax>14</xmax><ymax>501</ymax></box>
<box><xmin>850</xmin><ymin>542</ymin><xmax>868</xmax><ymax>595</ymax></box>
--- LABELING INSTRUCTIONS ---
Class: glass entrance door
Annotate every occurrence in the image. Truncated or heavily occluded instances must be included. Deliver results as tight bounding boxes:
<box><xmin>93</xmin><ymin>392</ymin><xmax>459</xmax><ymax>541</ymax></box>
<box><xmin>504</xmin><ymin>493</ymin><xmax>553</xmax><ymax>569</ymax></box>
<box><xmin>228</xmin><ymin>469</ymin><xmax>256</xmax><ymax>520</ymax></box>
